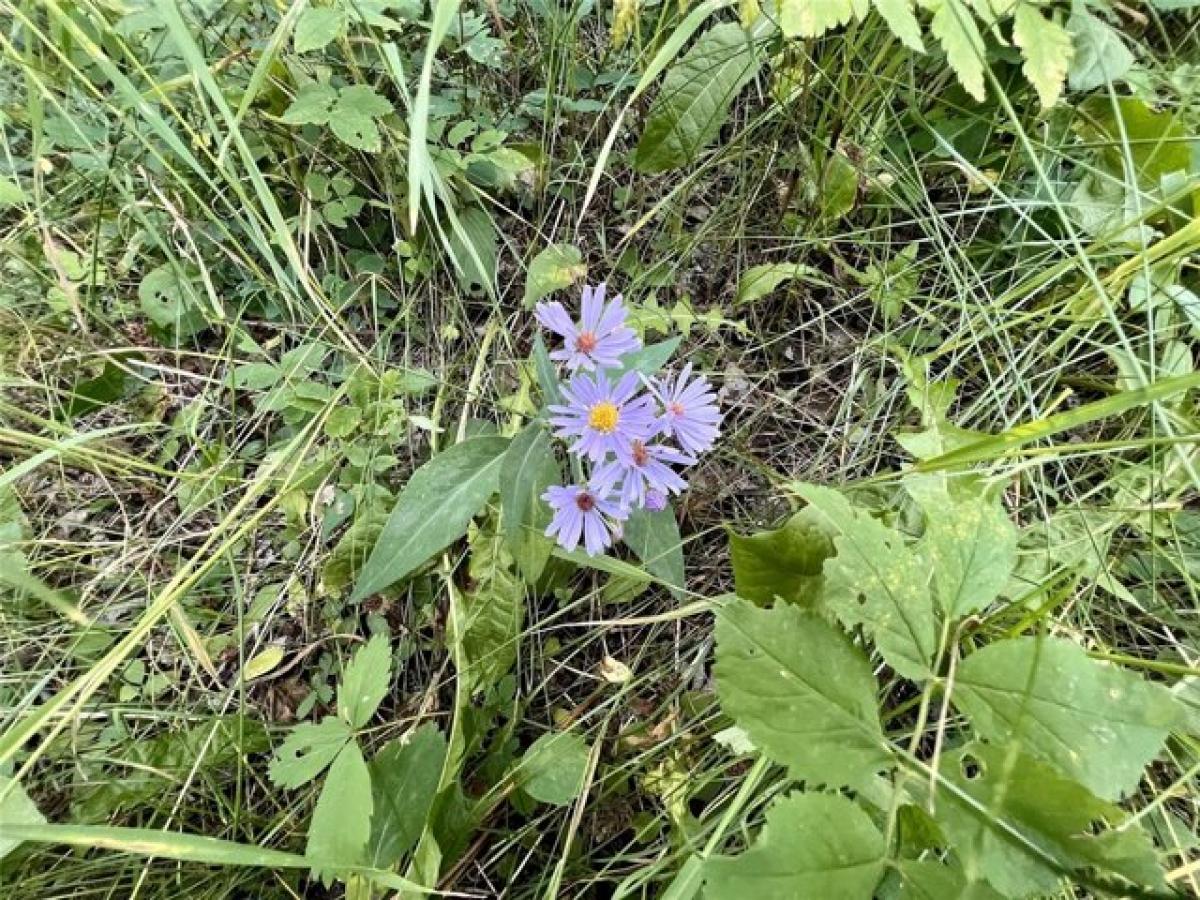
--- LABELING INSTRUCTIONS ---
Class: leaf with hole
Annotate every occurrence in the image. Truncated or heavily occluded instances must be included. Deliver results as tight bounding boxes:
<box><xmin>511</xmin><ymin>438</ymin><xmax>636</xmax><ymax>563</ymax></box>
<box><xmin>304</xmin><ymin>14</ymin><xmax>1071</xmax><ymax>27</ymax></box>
<box><xmin>929</xmin><ymin>742</ymin><xmax>1164</xmax><ymax>897</ymax></box>
<box><xmin>268</xmin><ymin>718</ymin><xmax>353</xmax><ymax>789</ymax></box>
<box><xmin>954</xmin><ymin>637</ymin><xmax>1182</xmax><ymax>799</ymax></box>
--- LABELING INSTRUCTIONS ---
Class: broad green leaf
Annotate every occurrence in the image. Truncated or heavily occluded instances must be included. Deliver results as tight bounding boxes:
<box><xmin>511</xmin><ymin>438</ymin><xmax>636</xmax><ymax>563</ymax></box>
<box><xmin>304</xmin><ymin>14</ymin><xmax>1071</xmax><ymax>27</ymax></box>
<box><xmin>624</xmin><ymin>505</ymin><xmax>685</xmax><ymax>596</ymax></box>
<box><xmin>908</xmin><ymin>480</ymin><xmax>1016</xmax><ymax>618</ymax></box>
<box><xmin>352</xmin><ymin>435</ymin><xmax>509</xmax><ymax>600</ymax></box>
<box><xmin>307</xmin><ymin>742</ymin><xmax>373</xmax><ymax>880</ymax></box>
<box><xmin>895</xmin><ymin>860</ymin><xmax>1003</xmax><ymax>899</ymax></box>
<box><xmin>337</xmin><ymin>634</ymin><xmax>392</xmax><ymax>729</ymax></box>
<box><xmin>281</xmin><ymin>82</ymin><xmax>339</xmax><ymax>125</ymax></box>
<box><xmin>523</xmin><ymin>243</ymin><xmax>586</xmax><ymax>308</ymax></box>
<box><xmin>295</xmin><ymin>6</ymin><xmax>347</xmax><ymax>53</ymax></box>
<box><xmin>0</xmin><ymin>177</ymin><xmax>26</xmax><ymax>208</ymax></box>
<box><xmin>1012</xmin><ymin>3</ymin><xmax>1072</xmax><ymax>109</ymax></box>
<box><xmin>714</xmin><ymin>598</ymin><xmax>890</xmax><ymax>786</ymax></box>
<box><xmin>954</xmin><ymin>637</ymin><xmax>1181</xmax><ymax>799</ymax></box>
<box><xmin>330</xmin><ymin>85</ymin><xmax>394</xmax><ymax>152</ymax></box>
<box><xmin>516</xmin><ymin>731</ymin><xmax>590</xmax><ymax>805</ymax></box>
<box><xmin>455</xmin><ymin>521</ymin><xmax>523</xmax><ymax>692</ymax></box>
<box><xmin>795</xmin><ymin>484</ymin><xmax>937</xmax><ymax>679</ymax></box>
<box><xmin>875</xmin><ymin>0</ymin><xmax>924</xmax><ymax>51</ymax></box>
<box><xmin>367</xmin><ymin>725</ymin><xmax>446</xmax><ymax>869</ymax></box>
<box><xmin>777</xmin><ymin>0</ymin><xmax>859</xmax><ymax>37</ymax></box>
<box><xmin>1066</xmin><ymin>3</ymin><xmax>1134</xmax><ymax>92</ymax></box>
<box><xmin>704</xmin><ymin>792</ymin><xmax>885</xmax><ymax>898</ymax></box>
<box><xmin>930</xmin><ymin>742</ymin><xmax>1164</xmax><ymax>896</ymax></box>
<box><xmin>499</xmin><ymin>423</ymin><xmax>558</xmax><ymax>581</ymax></box>
<box><xmin>634</xmin><ymin>23</ymin><xmax>763</xmax><ymax>173</ymax></box>
<box><xmin>1081</xmin><ymin>96</ymin><xmax>1194</xmax><ymax>189</ymax></box>
<box><xmin>325</xmin><ymin>405</ymin><xmax>362</xmax><ymax>439</ymax></box>
<box><xmin>929</xmin><ymin>0</ymin><xmax>986</xmax><ymax>102</ymax></box>
<box><xmin>139</xmin><ymin>264</ymin><xmax>207</xmax><ymax>335</ymax></box>
<box><xmin>819</xmin><ymin>150</ymin><xmax>858</xmax><ymax>221</ymax></box>
<box><xmin>728</xmin><ymin>506</ymin><xmax>834</xmax><ymax>607</ymax></box>
<box><xmin>734</xmin><ymin>263</ymin><xmax>817</xmax><ymax>307</ymax></box>
<box><xmin>268</xmin><ymin>718</ymin><xmax>353</xmax><ymax>789</ymax></box>
<box><xmin>0</xmin><ymin>777</ymin><xmax>45</xmax><ymax>860</ymax></box>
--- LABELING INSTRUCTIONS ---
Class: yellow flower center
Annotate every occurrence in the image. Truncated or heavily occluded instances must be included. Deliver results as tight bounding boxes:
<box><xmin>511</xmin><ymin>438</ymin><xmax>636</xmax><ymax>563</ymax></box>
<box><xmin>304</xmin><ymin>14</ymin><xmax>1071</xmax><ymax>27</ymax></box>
<box><xmin>587</xmin><ymin>401</ymin><xmax>620</xmax><ymax>434</ymax></box>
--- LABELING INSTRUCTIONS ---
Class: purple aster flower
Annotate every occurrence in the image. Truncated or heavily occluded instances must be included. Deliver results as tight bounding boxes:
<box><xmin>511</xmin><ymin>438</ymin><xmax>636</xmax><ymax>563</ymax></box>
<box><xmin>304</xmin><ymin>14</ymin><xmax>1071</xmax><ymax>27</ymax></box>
<box><xmin>653</xmin><ymin>363</ymin><xmax>722</xmax><ymax>457</ymax></box>
<box><xmin>593</xmin><ymin>439</ymin><xmax>693</xmax><ymax>509</ymax></box>
<box><xmin>644</xmin><ymin>489</ymin><xmax>668</xmax><ymax>512</ymax></box>
<box><xmin>543</xmin><ymin>483</ymin><xmax>627</xmax><ymax>556</ymax></box>
<box><xmin>549</xmin><ymin>370</ymin><xmax>658</xmax><ymax>463</ymax></box>
<box><xmin>535</xmin><ymin>283</ymin><xmax>641</xmax><ymax>372</ymax></box>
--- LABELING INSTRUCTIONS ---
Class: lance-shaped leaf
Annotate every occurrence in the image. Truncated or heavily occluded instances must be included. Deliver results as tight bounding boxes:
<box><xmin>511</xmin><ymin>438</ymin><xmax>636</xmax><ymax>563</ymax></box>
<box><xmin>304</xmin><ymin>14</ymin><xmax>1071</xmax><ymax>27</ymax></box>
<box><xmin>352</xmin><ymin>436</ymin><xmax>509</xmax><ymax>600</ymax></box>
<box><xmin>499</xmin><ymin>423</ymin><xmax>558</xmax><ymax>581</ymax></box>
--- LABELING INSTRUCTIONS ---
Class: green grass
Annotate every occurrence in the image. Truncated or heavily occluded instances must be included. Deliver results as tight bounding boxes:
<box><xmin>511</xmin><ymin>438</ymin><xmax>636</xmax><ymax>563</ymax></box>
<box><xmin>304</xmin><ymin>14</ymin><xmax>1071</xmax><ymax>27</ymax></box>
<box><xmin>2</xmin><ymin>0</ymin><xmax>1200</xmax><ymax>897</ymax></box>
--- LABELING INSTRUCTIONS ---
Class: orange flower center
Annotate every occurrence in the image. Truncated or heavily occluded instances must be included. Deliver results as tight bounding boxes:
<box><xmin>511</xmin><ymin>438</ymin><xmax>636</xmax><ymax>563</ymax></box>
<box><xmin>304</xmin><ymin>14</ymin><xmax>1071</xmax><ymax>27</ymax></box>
<box><xmin>576</xmin><ymin>331</ymin><xmax>598</xmax><ymax>353</ymax></box>
<box><xmin>668</xmin><ymin>401</ymin><xmax>686</xmax><ymax>417</ymax></box>
<box><xmin>588</xmin><ymin>401</ymin><xmax>620</xmax><ymax>434</ymax></box>
<box><xmin>631</xmin><ymin>440</ymin><xmax>649</xmax><ymax>466</ymax></box>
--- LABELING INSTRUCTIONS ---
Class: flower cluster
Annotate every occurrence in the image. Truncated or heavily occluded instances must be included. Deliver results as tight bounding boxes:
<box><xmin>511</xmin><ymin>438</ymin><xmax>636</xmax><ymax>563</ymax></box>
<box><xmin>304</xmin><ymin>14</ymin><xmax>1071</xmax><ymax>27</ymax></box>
<box><xmin>537</xmin><ymin>284</ymin><xmax>721</xmax><ymax>556</ymax></box>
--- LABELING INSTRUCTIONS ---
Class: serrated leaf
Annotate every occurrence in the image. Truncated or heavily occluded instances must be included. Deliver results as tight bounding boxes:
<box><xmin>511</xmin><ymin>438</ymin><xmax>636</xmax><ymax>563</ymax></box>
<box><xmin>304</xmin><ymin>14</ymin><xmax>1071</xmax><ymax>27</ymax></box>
<box><xmin>778</xmin><ymin>0</ymin><xmax>859</xmax><ymax>38</ymax></box>
<box><xmin>367</xmin><ymin>725</ymin><xmax>446</xmax><ymax>869</ymax></box>
<box><xmin>704</xmin><ymin>792</ymin><xmax>885</xmax><ymax>898</ymax></box>
<box><xmin>875</xmin><ymin>0</ymin><xmax>925</xmax><ymax>51</ymax></box>
<box><xmin>734</xmin><ymin>263</ymin><xmax>817</xmax><ymax>307</ymax></box>
<box><xmin>306</xmin><ymin>741</ymin><xmax>372</xmax><ymax>881</ymax></box>
<box><xmin>337</xmin><ymin>634</ymin><xmax>391</xmax><ymax>729</ymax></box>
<box><xmin>796</xmin><ymin>484</ymin><xmax>937</xmax><ymax>680</ymax></box>
<box><xmin>500</xmin><ymin>423</ymin><xmax>559</xmax><ymax>580</ymax></box>
<box><xmin>0</xmin><ymin>777</ymin><xmax>46</xmax><ymax>860</ymax></box>
<box><xmin>523</xmin><ymin>243</ymin><xmax>586</xmax><ymax>308</ymax></box>
<box><xmin>516</xmin><ymin>732</ymin><xmax>590</xmax><ymax>806</ymax></box>
<box><xmin>324</xmin><ymin>405</ymin><xmax>362</xmax><ymax>439</ymax></box>
<box><xmin>714</xmin><ymin>598</ymin><xmax>890</xmax><ymax>786</ymax></box>
<box><xmin>1012</xmin><ymin>3</ymin><xmax>1072</xmax><ymax>109</ymax></box>
<box><xmin>634</xmin><ymin>23</ymin><xmax>763</xmax><ymax>173</ymax></box>
<box><xmin>330</xmin><ymin>85</ymin><xmax>394</xmax><ymax>152</ymax></box>
<box><xmin>624</xmin><ymin>505</ymin><xmax>685</xmax><ymax>596</ymax></box>
<box><xmin>281</xmin><ymin>82</ymin><xmax>339</xmax><ymax>125</ymax></box>
<box><xmin>455</xmin><ymin>521</ymin><xmax>524</xmax><ymax>692</ymax></box>
<box><xmin>954</xmin><ymin>637</ymin><xmax>1182</xmax><ymax>800</ymax></box>
<box><xmin>909</xmin><ymin>480</ymin><xmax>1016</xmax><ymax>618</ymax></box>
<box><xmin>930</xmin><ymin>742</ymin><xmax>1165</xmax><ymax>896</ymax></box>
<box><xmin>728</xmin><ymin>506</ymin><xmax>834</xmax><ymax>607</ymax></box>
<box><xmin>930</xmin><ymin>0</ymin><xmax>987</xmax><ymax>102</ymax></box>
<box><xmin>1066</xmin><ymin>3</ymin><xmax>1134</xmax><ymax>92</ymax></box>
<box><xmin>268</xmin><ymin>718</ymin><xmax>353</xmax><ymax>789</ymax></box>
<box><xmin>295</xmin><ymin>6</ymin><xmax>347</xmax><ymax>53</ymax></box>
<box><xmin>352</xmin><ymin>436</ymin><xmax>509</xmax><ymax>600</ymax></box>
